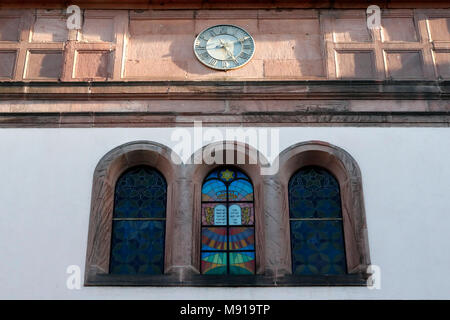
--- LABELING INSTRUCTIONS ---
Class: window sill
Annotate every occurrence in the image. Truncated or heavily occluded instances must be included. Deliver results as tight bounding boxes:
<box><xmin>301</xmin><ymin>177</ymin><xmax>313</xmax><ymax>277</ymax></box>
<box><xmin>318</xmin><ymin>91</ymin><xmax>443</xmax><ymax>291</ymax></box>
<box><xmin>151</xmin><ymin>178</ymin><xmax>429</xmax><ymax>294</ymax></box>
<box><xmin>85</xmin><ymin>273</ymin><xmax>369</xmax><ymax>287</ymax></box>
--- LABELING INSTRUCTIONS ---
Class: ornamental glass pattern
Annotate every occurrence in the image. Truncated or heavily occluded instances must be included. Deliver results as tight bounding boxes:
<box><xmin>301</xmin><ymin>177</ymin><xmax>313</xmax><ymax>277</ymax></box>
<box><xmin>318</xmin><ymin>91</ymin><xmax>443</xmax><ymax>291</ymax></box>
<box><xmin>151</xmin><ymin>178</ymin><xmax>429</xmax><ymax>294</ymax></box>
<box><xmin>288</xmin><ymin>166</ymin><xmax>347</xmax><ymax>275</ymax></box>
<box><xmin>201</xmin><ymin>167</ymin><xmax>256</xmax><ymax>275</ymax></box>
<box><xmin>109</xmin><ymin>166</ymin><xmax>167</xmax><ymax>275</ymax></box>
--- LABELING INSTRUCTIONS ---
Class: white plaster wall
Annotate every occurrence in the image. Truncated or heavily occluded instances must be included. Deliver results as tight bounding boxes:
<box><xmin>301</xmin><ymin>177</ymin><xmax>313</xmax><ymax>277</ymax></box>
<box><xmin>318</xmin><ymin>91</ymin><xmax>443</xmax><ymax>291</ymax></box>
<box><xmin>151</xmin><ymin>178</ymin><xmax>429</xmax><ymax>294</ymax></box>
<box><xmin>0</xmin><ymin>127</ymin><xmax>449</xmax><ymax>299</ymax></box>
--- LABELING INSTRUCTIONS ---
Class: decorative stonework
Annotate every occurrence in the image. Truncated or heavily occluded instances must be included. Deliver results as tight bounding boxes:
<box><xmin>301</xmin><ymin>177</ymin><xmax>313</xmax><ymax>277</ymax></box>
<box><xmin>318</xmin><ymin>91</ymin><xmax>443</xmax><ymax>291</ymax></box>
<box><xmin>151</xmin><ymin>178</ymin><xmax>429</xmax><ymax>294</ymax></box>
<box><xmin>1</xmin><ymin>9</ymin><xmax>449</xmax><ymax>82</ymax></box>
<box><xmin>86</xmin><ymin>140</ymin><xmax>370</xmax><ymax>286</ymax></box>
<box><xmin>85</xmin><ymin>141</ymin><xmax>183</xmax><ymax>285</ymax></box>
<box><xmin>187</xmin><ymin>141</ymin><xmax>269</xmax><ymax>275</ymax></box>
<box><xmin>275</xmin><ymin>141</ymin><xmax>371</xmax><ymax>276</ymax></box>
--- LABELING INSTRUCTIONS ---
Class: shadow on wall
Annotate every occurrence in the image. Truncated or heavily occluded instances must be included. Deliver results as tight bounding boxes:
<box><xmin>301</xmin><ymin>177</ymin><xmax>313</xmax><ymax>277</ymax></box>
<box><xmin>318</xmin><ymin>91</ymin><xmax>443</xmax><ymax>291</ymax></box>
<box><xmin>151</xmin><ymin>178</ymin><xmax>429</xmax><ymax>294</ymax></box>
<box><xmin>163</xmin><ymin>20</ymin><xmax>325</xmax><ymax>79</ymax></box>
<box><xmin>340</xmin><ymin>17</ymin><xmax>450</xmax><ymax>80</ymax></box>
<box><xmin>167</xmin><ymin>37</ymin><xmax>257</xmax><ymax>78</ymax></box>
<box><xmin>37</xmin><ymin>52</ymin><xmax>63</xmax><ymax>79</ymax></box>
<box><xmin>2</xmin><ymin>11</ymin><xmax>450</xmax><ymax>81</ymax></box>
<box><xmin>168</xmin><ymin>39</ymin><xmax>213</xmax><ymax>77</ymax></box>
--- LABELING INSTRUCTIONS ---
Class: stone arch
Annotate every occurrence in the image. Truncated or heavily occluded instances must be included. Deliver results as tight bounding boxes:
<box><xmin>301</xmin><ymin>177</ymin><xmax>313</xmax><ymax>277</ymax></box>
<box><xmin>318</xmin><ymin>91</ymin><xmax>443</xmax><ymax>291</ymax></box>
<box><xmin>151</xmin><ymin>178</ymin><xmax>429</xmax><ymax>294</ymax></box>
<box><xmin>186</xmin><ymin>141</ymin><xmax>269</xmax><ymax>274</ymax></box>
<box><xmin>84</xmin><ymin>140</ymin><xmax>182</xmax><ymax>285</ymax></box>
<box><xmin>274</xmin><ymin>140</ymin><xmax>370</xmax><ymax>276</ymax></box>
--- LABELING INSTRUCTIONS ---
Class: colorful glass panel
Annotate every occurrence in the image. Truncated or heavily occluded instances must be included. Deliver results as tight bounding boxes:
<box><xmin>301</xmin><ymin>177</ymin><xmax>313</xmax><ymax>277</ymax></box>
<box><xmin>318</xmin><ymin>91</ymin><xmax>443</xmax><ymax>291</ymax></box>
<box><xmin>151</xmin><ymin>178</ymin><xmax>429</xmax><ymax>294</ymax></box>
<box><xmin>201</xmin><ymin>252</ymin><xmax>227</xmax><ymax>275</ymax></box>
<box><xmin>236</xmin><ymin>171</ymin><xmax>250</xmax><ymax>180</ymax></box>
<box><xmin>202</xmin><ymin>227</ymin><xmax>228</xmax><ymax>250</ymax></box>
<box><xmin>201</xmin><ymin>167</ymin><xmax>256</xmax><ymax>275</ymax></box>
<box><xmin>228</xmin><ymin>227</ymin><xmax>255</xmax><ymax>251</ymax></box>
<box><xmin>205</xmin><ymin>170</ymin><xmax>218</xmax><ymax>180</ymax></box>
<box><xmin>219</xmin><ymin>168</ymin><xmax>235</xmax><ymax>182</ymax></box>
<box><xmin>229</xmin><ymin>252</ymin><xmax>255</xmax><ymax>275</ymax></box>
<box><xmin>228</xmin><ymin>179</ymin><xmax>254</xmax><ymax>201</ymax></box>
<box><xmin>114</xmin><ymin>166</ymin><xmax>167</xmax><ymax>218</ymax></box>
<box><xmin>201</xmin><ymin>179</ymin><xmax>227</xmax><ymax>202</ymax></box>
<box><xmin>228</xmin><ymin>203</ymin><xmax>254</xmax><ymax>225</ymax></box>
<box><xmin>289</xmin><ymin>166</ymin><xmax>346</xmax><ymax>276</ymax></box>
<box><xmin>109</xmin><ymin>220</ymin><xmax>165</xmax><ymax>275</ymax></box>
<box><xmin>202</xmin><ymin>203</ymin><xmax>215</xmax><ymax>225</ymax></box>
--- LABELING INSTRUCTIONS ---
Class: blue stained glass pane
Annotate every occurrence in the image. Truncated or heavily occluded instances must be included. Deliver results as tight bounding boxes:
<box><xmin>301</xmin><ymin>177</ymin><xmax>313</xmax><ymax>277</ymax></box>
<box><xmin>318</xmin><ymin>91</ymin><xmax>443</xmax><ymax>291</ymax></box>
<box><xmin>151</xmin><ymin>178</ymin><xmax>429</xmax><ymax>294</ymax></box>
<box><xmin>228</xmin><ymin>179</ymin><xmax>254</xmax><ymax>201</ymax></box>
<box><xmin>202</xmin><ymin>179</ymin><xmax>227</xmax><ymax>201</ymax></box>
<box><xmin>290</xmin><ymin>220</ymin><xmax>346</xmax><ymax>275</ymax></box>
<box><xmin>109</xmin><ymin>220</ymin><xmax>165</xmax><ymax>275</ymax></box>
<box><xmin>205</xmin><ymin>170</ymin><xmax>218</xmax><ymax>180</ymax></box>
<box><xmin>289</xmin><ymin>167</ymin><xmax>341</xmax><ymax>219</ymax></box>
<box><xmin>236</xmin><ymin>171</ymin><xmax>250</xmax><ymax>180</ymax></box>
<box><xmin>114</xmin><ymin>166</ymin><xmax>167</xmax><ymax>218</ymax></box>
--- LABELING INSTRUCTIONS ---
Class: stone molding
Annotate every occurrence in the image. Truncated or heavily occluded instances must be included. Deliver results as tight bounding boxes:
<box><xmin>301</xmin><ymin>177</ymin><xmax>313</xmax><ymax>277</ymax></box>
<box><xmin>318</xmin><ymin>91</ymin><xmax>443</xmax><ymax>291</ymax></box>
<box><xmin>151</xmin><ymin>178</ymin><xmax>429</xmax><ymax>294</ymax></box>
<box><xmin>1</xmin><ymin>80</ymin><xmax>449</xmax><ymax>100</ymax></box>
<box><xmin>85</xmin><ymin>140</ymin><xmax>370</xmax><ymax>286</ymax></box>
<box><xmin>2</xmin><ymin>1</ymin><xmax>450</xmax><ymax>9</ymax></box>
<box><xmin>85</xmin><ymin>141</ymin><xmax>183</xmax><ymax>284</ymax></box>
<box><xmin>275</xmin><ymin>141</ymin><xmax>371</xmax><ymax>276</ymax></box>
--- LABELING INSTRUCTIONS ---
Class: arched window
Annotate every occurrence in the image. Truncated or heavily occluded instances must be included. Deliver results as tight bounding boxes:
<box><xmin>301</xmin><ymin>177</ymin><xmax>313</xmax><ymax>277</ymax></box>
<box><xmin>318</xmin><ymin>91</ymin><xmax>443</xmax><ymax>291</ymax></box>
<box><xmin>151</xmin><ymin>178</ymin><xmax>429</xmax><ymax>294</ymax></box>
<box><xmin>288</xmin><ymin>166</ymin><xmax>347</xmax><ymax>275</ymax></box>
<box><xmin>109</xmin><ymin>166</ymin><xmax>167</xmax><ymax>275</ymax></box>
<box><xmin>200</xmin><ymin>167</ymin><xmax>256</xmax><ymax>275</ymax></box>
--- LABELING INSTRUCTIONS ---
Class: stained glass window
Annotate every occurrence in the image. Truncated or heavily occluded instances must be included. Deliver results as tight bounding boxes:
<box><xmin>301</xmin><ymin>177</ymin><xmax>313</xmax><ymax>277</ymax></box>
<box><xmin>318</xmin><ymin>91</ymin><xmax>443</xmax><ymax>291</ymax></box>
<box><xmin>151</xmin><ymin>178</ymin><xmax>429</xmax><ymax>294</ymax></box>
<box><xmin>201</xmin><ymin>167</ymin><xmax>256</xmax><ymax>275</ymax></box>
<box><xmin>288</xmin><ymin>166</ymin><xmax>347</xmax><ymax>275</ymax></box>
<box><xmin>109</xmin><ymin>166</ymin><xmax>167</xmax><ymax>275</ymax></box>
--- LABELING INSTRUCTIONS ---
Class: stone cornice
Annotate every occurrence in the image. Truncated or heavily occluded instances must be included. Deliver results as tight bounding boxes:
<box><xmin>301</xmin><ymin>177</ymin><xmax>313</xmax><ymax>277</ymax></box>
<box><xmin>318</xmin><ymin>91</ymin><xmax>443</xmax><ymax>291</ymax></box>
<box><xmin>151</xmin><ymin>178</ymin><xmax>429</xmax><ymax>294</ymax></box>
<box><xmin>1</xmin><ymin>80</ymin><xmax>449</xmax><ymax>100</ymax></box>
<box><xmin>0</xmin><ymin>111</ymin><xmax>448</xmax><ymax>128</ymax></box>
<box><xmin>1</xmin><ymin>0</ymin><xmax>449</xmax><ymax>10</ymax></box>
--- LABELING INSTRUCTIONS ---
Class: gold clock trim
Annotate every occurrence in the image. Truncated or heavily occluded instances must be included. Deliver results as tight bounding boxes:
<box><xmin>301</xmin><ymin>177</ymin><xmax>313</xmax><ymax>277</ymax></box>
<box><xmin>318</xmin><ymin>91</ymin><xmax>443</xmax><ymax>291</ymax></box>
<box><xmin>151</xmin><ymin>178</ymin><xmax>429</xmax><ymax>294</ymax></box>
<box><xmin>193</xmin><ymin>24</ymin><xmax>256</xmax><ymax>71</ymax></box>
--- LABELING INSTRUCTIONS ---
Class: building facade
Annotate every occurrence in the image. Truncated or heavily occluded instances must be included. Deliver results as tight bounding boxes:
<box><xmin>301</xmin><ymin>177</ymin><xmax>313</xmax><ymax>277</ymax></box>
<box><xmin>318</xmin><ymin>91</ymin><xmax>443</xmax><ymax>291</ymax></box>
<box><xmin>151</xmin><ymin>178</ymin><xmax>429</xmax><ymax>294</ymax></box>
<box><xmin>0</xmin><ymin>0</ymin><xmax>449</xmax><ymax>299</ymax></box>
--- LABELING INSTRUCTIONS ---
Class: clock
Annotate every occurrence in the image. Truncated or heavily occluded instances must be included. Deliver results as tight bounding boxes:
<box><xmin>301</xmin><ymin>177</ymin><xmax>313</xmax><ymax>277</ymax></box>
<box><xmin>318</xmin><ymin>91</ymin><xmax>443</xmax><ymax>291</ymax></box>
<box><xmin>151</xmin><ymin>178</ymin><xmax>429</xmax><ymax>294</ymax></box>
<box><xmin>193</xmin><ymin>24</ymin><xmax>255</xmax><ymax>71</ymax></box>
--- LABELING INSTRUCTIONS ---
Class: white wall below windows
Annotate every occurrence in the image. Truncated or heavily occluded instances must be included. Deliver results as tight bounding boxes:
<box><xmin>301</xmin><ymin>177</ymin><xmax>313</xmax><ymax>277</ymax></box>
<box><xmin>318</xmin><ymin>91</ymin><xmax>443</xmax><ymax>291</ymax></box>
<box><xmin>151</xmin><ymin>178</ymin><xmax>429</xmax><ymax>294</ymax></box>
<box><xmin>0</xmin><ymin>127</ymin><xmax>449</xmax><ymax>299</ymax></box>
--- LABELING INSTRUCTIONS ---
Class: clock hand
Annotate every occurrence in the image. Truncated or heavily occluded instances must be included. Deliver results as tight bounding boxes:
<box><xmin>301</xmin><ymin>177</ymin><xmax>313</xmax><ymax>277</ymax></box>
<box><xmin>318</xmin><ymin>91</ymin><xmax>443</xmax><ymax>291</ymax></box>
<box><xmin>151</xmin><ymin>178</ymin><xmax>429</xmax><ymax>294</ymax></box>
<box><xmin>223</xmin><ymin>45</ymin><xmax>238</xmax><ymax>62</ymax></box>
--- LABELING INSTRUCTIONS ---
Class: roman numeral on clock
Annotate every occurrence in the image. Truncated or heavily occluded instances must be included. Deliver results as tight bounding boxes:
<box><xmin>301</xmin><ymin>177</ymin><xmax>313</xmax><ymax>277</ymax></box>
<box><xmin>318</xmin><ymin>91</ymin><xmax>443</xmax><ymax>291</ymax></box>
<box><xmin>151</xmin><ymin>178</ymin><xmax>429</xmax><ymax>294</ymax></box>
<box><xmin>239</xmin><ymin>52</ymin><xmax>250</xmax><ymax>59</ymax></box>
<box><xmin>200</xmin><ymin>52</ymin><xmax>210</xmax><ymax>59</ymax></box>
<box><xmin>209</xmin><ymin>58</ymin><xmax>218</xmax><ymax>66</ymax></box>
<box><xmin>195</xmin><ymin>46</ymin><xmax>206</xmax><ymax>52</ymax></box>
<box><xmin>219</xmin><ymin>26</ymin><xmax>228</xmax><ymax>34</ymax></box>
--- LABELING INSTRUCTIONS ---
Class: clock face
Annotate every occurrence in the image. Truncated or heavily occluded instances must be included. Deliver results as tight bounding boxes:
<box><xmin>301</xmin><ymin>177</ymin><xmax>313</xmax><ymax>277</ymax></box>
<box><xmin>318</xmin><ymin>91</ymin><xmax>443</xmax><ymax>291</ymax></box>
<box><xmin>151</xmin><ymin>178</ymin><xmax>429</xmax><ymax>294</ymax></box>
<box><xmin>193</xmin><ymin>25</ymin><xmax>255</xmax><ymax>71</ymax></box>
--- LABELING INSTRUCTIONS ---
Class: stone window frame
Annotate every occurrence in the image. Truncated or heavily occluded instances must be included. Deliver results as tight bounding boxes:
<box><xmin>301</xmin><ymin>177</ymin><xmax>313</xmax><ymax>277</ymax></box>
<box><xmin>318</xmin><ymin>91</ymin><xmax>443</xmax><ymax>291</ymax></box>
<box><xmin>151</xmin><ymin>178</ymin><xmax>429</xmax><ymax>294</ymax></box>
<box><xmin>271</xmin><ymin>141</ymin><xmax>371</xmax><ymax>285</ymax></box>
<box><xmin>187</xmin><ymin>141</ymin><xmax>268</xmax><ymax>285</ymax></box>
<box><xmin>85</xmin><ymin>140</ymin><xmax>370</xmax><ymax>286</ymax></box>
<box><xmin>84</xmin><ymin>140</ymin><xmax>183</xmax><ymax>286</ymax></box>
